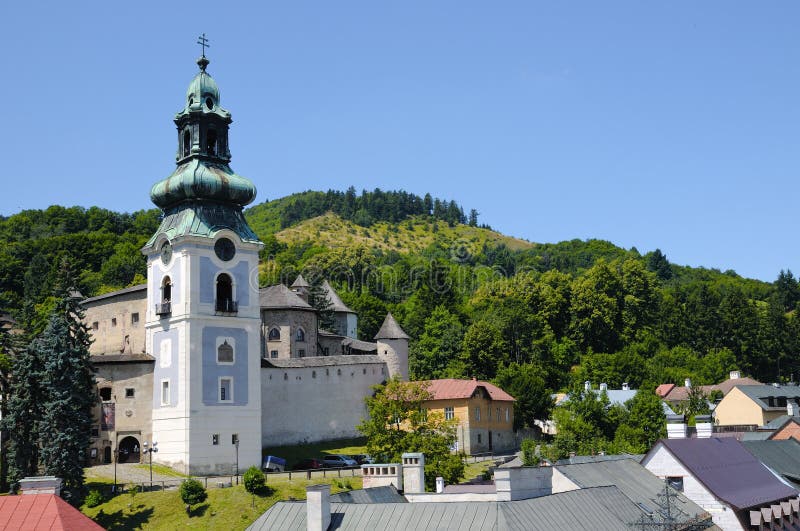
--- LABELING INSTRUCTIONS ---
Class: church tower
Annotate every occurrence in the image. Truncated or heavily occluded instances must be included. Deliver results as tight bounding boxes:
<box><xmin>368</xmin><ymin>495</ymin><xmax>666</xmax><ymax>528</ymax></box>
<box><xmin>142</xmin><ymin>50</ymin><xmax>263</xmax><ymax>475</ymax></box>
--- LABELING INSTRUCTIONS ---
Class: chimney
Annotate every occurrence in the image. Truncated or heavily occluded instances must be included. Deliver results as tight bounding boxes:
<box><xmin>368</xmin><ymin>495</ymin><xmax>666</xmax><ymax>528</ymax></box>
<box><xmin>599</xmin><ymin>383</ymin><xmax>608</xmax><ymax>391</ymax></box>
<box><xmin>695</xmin><ymin>415</ymin><xmax>713</xmax><ymax>438</ymax></box>
<box><xmin>435</xmin><ymin>477</ymin><xmax>444</xmax><ymax>493</ymax></box>
<box><xmin>730</xmin><ymin>370</ymin><xmax>741</xmax><ymax>380</ymax></box>
<box><xmin>306</xmin><ymin>484</ymin><xmax>330</xmax><ymax>531</ymax></box>
<box><xmin>684</xmin><ymin>378</ymin><xmax>691</xmax><ymax>388</ymax></box>
<box><xmin>666</xmin><ymin>414</ymin><xmax>687</xmax><ymax>439</ymax></box>
<box><xmin>401</xmin><ymin>452</ymin><xmax>425</xmax><ymax>494</ymax></box>
<box><xmin>18</xmin><ymin>476</ymin><xmax>62</xmax><ymax>496</ymax></box>
<box><xmin>622</xmin><ymin>382</ymin><xmax>630</xmax><ymax>391</ymax></box>
<box><xmin>584</xmin><ymin>381</ymin><xmax>591</xmax><ymax>392</ymax></box>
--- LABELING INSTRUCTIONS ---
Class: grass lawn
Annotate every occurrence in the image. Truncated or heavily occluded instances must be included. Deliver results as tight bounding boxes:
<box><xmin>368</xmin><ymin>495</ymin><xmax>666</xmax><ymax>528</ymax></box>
<box><xmin>462</xmin><ymin>459</ymin><xmax>494</xmax><ymax>482</ymax></box>
<box><xmin>82</xmin><ymin>476</ymin><xmax>363</xmax><ymax>530</ymax></box>
<box><xmin>262</xmin><ymin>437</ymin><xmax>367</xmax><ymax>468</ymax></box>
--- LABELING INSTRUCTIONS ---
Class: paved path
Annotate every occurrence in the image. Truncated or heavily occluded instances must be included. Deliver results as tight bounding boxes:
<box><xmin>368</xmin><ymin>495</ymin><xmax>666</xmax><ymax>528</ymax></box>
<box><xmin>86</xmin><ymin>463</ymin><xmax>186</xmax><ymax>484</ymax></box>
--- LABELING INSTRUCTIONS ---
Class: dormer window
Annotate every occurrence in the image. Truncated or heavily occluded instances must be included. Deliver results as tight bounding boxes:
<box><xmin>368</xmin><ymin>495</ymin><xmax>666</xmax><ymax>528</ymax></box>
<box><xmin>206</xmin><ymin>129</ymin><xmax>217</xmax><ymax>156</ymax></box>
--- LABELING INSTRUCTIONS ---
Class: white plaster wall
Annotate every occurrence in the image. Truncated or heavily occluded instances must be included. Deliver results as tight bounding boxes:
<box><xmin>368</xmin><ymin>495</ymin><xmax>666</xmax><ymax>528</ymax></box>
<box><xmin>494</xmin><ymin>467</ymin><xmax>555</xmax><ymax>501</ymax></box>
<box><xmin>642</xmin><ymin>444</ymin><xmax>744</xmax><ymax>531</ymax></box>
<box><xmin>405</xmin><ymin>493</ymin><xmax>497</xmax><ymax>503</ymax></box>
<box><xmin>551</xmin><ymin>468</ymin><xmax>581</xmax><ymax>494</ymax></box>
<box><xmin>261</xmin><ymin>362</ymin><xmax>386</xmax><ymax>446</ymax></box>
<box><xmin>377</xmin><ymin>339</ymin><xmax>408</xmax><ymax>381</ymax></box>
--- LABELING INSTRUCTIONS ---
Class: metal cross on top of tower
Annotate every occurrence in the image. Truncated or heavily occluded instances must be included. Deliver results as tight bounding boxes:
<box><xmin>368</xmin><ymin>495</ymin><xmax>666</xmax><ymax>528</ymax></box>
<box><xmin>197</xmin><ymin>33</ymin><xmax>210</xmax><ymax>58</ymax></box>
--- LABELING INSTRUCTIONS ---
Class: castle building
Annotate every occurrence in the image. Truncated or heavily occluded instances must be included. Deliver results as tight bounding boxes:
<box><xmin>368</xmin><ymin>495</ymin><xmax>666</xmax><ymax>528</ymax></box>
<box><xmin>85</xmin><ymin>54</ymin><xmax>408</xmax><ymax>475</ymax></box>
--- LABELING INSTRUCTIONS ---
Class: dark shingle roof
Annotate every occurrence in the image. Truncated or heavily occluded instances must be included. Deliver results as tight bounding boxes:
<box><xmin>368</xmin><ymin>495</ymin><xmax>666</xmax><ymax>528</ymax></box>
<box><xmin>246</xmin><ymin>486</ymin><xmax>665</xmax><ymax>531</ymax></box>
<box><xmin>261</xmin><ymin>354</ymin><xmax>386</xmax><ymax>369</ymax></box>
<box><xmin>290</xmin><ymin>274</ymin><xmax>310</xmax><ymax>288</ymax></box>
<box><xmin>259</xmin><ymin>284</ymin><xmax>314</xmax><ymax>310</ymax></box>
<box><xmin>82</xmin><ymin>284</ymin><xmax>147</xmax><ymax>304</ymax></box>
<box><xmin>656</xmin><ymin>437</ymin><xmax>798</xmax><ymax>510</ymax></box>
<box><xmin>763</xmin><ymin>415</ymin><xmax>800</xmax><ymax>431</ymax></box>
<box><xmin>330</xmin><ymin>485</ymin><xmax>407</xmax><ymax>504</ymax></box>
<box><xmin>741</xmin><ymin>439</ymin><xmax>800</xmax><ymax>488</ymax></box>
<box><xmin>91</xmin><ymin>353</ymin><xmax>155</xmax><ymax>363</ymax></box>
<box><xmin>736</xmin><ymin>384</ymin><xmax>800</xmax><ymax>411</ymax></box>
<box><xmin>322</xmin><ymin>280</ymin><xmax>355</xmax><ymax>313</ymax></box>
<box><xmin>374</xmin><ymin>313</ymin><xmax>410</xmax><ymax>340</ymax></box>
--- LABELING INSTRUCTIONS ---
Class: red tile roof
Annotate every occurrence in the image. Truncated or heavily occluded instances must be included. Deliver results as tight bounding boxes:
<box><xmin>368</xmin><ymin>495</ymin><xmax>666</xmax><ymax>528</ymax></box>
<box><xmin>422</xmin><ymin>379</ymin><xmax>515</xmax><ymax>402</ymax></box>
<box><xmin>0</xmin><ymin>494</ymin><xmax>104</xmax><ymax>530</ymax></box>
<box><xmin>659</xmin><ymin>377</ymin><xmax>762</xmax><ymax>402</ymax></box>
<box><xmin>655</xmin><ymin>384</ymin><xmax>675</xmax><ymax>398</ymax></box>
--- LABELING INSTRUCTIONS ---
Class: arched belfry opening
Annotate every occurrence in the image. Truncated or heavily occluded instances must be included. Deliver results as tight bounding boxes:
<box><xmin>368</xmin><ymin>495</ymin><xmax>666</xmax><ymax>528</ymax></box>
<box><xmin>216</xmin><ymin>273</ymin><xmax>235</xmax><ymax>313</ymax></box>
<box><xmin>183</xmin><ymin>130</ymin><xmax>191</xmax><ymax>157</ymax></box>
<box><xmin>162</xmin><ymin>276</ymin><xmax>172</xmax><ymax>302</ymax></box>
<box><xmin>206</xmin><ymin>129</ymin><xmax>217</xmax><ymax>156</ymax></box>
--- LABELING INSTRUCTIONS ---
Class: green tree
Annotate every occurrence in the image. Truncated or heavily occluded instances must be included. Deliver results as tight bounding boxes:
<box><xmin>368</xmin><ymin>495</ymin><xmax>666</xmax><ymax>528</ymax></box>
<box><xmin>492</xmin><ymin>363</ymin><xmax>552</xmax><ymax>430</ymax></box>
<box><xmin>243</xmin><ymin>466</ymin><xmax>266</xmax><ymax>494</ymax></box>
<box><xmin>35</xmin><ymin>260</ymin><xmax>96</xmax><ymax>504</ymax></box>
<box><xmin>357</xmin><ymin>378</ymin><xmax>464</xmax><ymax>490</ymax></box>
<box><xmin>180</xmin><ymin>478</ymin><xmax>208</xmax><ymax>512</ymax></box>
<box><xmin>305</xmin><ymin>273</ymin><xmax>336</xmax><ymax>331</ymax></box>
<box><xmin>569</xmin><ymin>260</ymin><xmax>624</xmax><ymax>353</ymax></box>
<box><xmin>614</xmin><ymin>388</ymin><xmax>666</xmax><ymax>452</ymax></box>
<box><xmin>410</xmin><ymin>306</ymin><xmax>464</xmax><ymax>379</ymax></box>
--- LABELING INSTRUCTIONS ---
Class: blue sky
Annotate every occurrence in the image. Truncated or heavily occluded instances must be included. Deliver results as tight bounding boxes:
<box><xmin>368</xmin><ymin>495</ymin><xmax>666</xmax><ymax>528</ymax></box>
<box><xmin>2</xmin><ymin>1</ymin><xmax>799</xmax><ymax>282</ymax></box>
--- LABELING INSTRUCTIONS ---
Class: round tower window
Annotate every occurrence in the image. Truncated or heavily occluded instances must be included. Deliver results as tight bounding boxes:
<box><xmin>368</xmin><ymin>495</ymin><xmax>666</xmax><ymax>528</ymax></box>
<box><xmin>206</xmin><ymin>97</ymin><xmax>213</xmax><ymax>110</ymax></box>
<box><xmin>214</xmin><ymin>238</ymin><xmax>235</xmax><ymax>261</ymax></box>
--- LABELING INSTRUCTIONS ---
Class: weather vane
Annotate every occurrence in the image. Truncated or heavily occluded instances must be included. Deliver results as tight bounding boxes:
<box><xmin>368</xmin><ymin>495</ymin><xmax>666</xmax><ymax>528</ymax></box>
<box><xmin>197</xmin><ymin>33</ymin><xmax>210</xmax><ymax>58</ymax></box>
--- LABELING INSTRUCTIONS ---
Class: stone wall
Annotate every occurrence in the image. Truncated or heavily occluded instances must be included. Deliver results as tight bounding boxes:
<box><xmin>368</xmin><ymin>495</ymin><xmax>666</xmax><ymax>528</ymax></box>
<box><xmin>84</xmin><ymin>287</ymin><xmax>147</xmax><ymax>355</ymax></box>
<box><xmin>261</xmin><ymin>308</ymin><xmax>317</xmax><ymax>358</ymax></box>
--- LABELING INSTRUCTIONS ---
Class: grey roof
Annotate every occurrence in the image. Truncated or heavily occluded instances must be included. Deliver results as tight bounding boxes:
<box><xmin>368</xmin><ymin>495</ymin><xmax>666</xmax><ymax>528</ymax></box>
<box><xmin>554</xmin><ymin>453</ymin><xmax>643</xmax><ymax>465</ymax></box>
<box><xmin>259</xmin><ymin>284</ymin><xmax>314</xmax><ymax>310</ymax></box>
<box><xmin>90</xmin><ymin>353</ymin><xmax>155</xmax><ymax>364</ymax></box>
<box><xmin>322</xmin><ymin>280</ymin><xmax>355</xmax><ymax>313</ymax></box>
<box><xmin>246</xmin><ymin>486</ymin><xmax>671</xmax><ymax>531</ymax></box>
<box><xmin>374</xmin><ymin>313</ymin><xmax>410</xmax><ymax>340</ymax></box>
<box><xmin>736</xmin><ymin>384</ymin><xmax>800</xmax><ymax>411</ymax></box>
<box><xmin>741</xmin><ymin>440</ymin><xmax>800</xmax><ymax>488</ymax></box>
<box><xmin>655</xmin><ymin>437</ymin><xmax>798</xmax><ymax>510</ymax></box>
<box><xmin>291</xmin><ymin>274</ymin><xmax>310</xmax><ymax>288</ymax></box>
<box><xmin>342</xmin><ymin>337</ymin><xmax>378</xmax><ymax>352</ymax></box>
<box><xmin>330</xmin><ymin>486</ymin><xmax>407</xmax><ymax>504</ymax></box>
<box><xmin>261</xmin><ymin>354</ymin><xmax>386</xmax><ymax>369</ymax></box>
<box><xmin>82</xmin><ymin>284</ymin><xmax>147</xmax><ymax>304</ymax></box>
<box><xmin>763</xmin><ymin>414</ymin><xmax>800</xmax><ymax>430</ymax></box>
<box><xmin>555</xmin><ymin>458</ymin><xmax>706</xmax><ymax>519</ymax></box>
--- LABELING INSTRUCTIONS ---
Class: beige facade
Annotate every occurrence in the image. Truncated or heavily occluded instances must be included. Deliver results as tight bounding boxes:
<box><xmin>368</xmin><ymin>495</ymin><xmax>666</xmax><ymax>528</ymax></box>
<box><xmin>714</xmin><ymin>386</ymin><xmax>799</xmax><ymax>427</ymax></box>
<box><xmin>83</xmin><ymin>285</ymin><xmax>147</xmax><ymax>356</ymax></box>
<box><xmin>261</xmin><ymin>308</ymin><xmax>317</xmax><ymax>359</ymax></box>
<box><xmin>89</xmin><ymin>356</ymin><xmax>154</xmax><ymax>466</ymax></box>
<box><xmin>423</xmin><ymin>391</ymin><xmax>515</xmax><ymax>455</ymax></box>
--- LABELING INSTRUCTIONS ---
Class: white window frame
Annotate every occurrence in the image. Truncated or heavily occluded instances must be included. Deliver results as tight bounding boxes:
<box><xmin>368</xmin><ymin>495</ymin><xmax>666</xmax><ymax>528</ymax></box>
<box><xmin>160</xmin><ymin>379</ymin><xmax>170</xmax><ymax>406</ymax></box>
<box><xmin>444</xmin><ymin>407</ymin><xmax>454</xmax><ymax>420</ymax></box>
<box><xmin>219</xmin><ymin>377</ymin><xmax>233</xmax><ymax>403</ymax></box>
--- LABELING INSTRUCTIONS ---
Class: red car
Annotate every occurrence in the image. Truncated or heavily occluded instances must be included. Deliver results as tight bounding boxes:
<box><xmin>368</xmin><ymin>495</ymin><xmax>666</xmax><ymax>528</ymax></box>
<box><xmin>292</xmin><ymin>458</ymin><xmax>325</xmax><ymax>470</ymax></box>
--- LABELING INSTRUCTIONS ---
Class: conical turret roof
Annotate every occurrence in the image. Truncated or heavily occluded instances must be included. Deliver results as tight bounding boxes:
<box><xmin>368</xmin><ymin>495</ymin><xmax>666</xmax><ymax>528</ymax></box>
<box><xmin>291</xmin><ymin>274</ymin><xmax>310</xmax><ymax>289</ymax></box>
<box><xmin>374</xmin><ymin>313</ymin><xmax>410</xmax><ymax>340</ymax></box>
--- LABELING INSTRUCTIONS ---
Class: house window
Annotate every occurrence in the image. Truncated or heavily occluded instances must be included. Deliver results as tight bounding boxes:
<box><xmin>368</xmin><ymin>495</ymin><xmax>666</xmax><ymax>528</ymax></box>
<box><xmin>125</xmin><ymin>388</ymin><xmax>135</xmax><ymax>398</ymax></box>
<box><xmin>92</xmin><ymin>321</ymin><xmax>99</xmax><ymax>331</ymax></box>
<box><xmin>220</xmin><ymin>378</ymin><xmax>232</xmax><ymax>402</ymax></box>
<box><xmin>323</xmin><ymin>347</ymin><xmax>329</xmax><ymax>356</ymax></box>
<box><xmin>99</xmin><ymin>387</ymin><xmax>112</xmax><ymax>401</ymax></box>
<box><xmin>475</xmin><ymin>407</ymin><xmax>480</xmax><ymax>421</ymax></box>
<box><xmin>444</xmin><ymin>407</ymin><xmax>454</xmax><ymax>420</ymax></box>
<box><xmin>131</xmin><ymin>313</ymin><xmax>139</xmax><ymax>325</ymax></box>
<box><xmin>298</xmin><ymin>349</ymin><xmax>305</xmax><ymax>358</ymax></box>
<box><xmin>232</xmin><ymin>433</ymin><xmax>239</xmax><ymax>445</ymax></box>
<box><xmin>497</xmin><ymin>408</ymin><xmax>501</xmax><ymax>420</ymax></box>
<box><xmin>90</xmin><ymin>426</ymin><xmax>99</xmax><ymax>438</ymax></box>
<box><xmin>477</xmin><ymin>433</ymin><xmax>482</xmax><ymax>444</ymax></box>
<box><xmin>295</xmin><ymin>328</ymin><xmax>305</xmax><ymax>342</ymax></box>
<box><xmin>212</xmin><ymin>433</ymin><xmax>219</xmax><ymax>445</ymax></box>
<box><xmin>161</xmin><ymin>380</ymin><xmax>170</xmax><ymax>405</ymax></box>
<box><xmin>111</xmin><ymin>318</ymin><xmax>117</xmax><ymax>327</ymax></box>
<box><xmin>505</xmin><ymin>408</ymin><xmax>510</xmax><ymax>422</ymax></box>
<box><xmin>217</xmin><ymin>340</ymin><xmax>234</xmax><ymax>363</ymax></box>
<box><xmin>268</xmin><ymin>328</ymin><xmax>280</xmax><ymax>340</ymax></box>
<box><xmin>667</xmin><ymin>476</ymin><xmax>684</xmax><ymax>492</ymax></box>
<box><xmin>270</xmin><ymin>350</ymin><xmax>278</xmax><ymax>359</ymax></box>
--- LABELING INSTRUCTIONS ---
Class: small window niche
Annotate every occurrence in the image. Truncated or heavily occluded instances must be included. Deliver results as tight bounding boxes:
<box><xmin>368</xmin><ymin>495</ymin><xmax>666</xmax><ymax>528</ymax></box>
<box><xmin>183</xmin><ymin>129</ymin><xmax>191</xmax><ymax>157</ymax></box>
<box><xmin>99</xmin><ymin>387</ymin><xmax>112</xmax><ymax>401</ymax></box>
<box><xmin>219</xmin><ymin>378</ymin><xmax>232</xmax><ymax>402</ymax></box>
<box><xmin>161</xmin><ymin>380</ymin><xmax>170</xmax><ymax>406</ymax></box>
<box><xmin>125</xmin><ymin>388</ymin><xmax>135</xmax><ymax>398</ymax></box>
<box><xmin>92</xmin><ymin>321</ymin><xmax>99</xmax><ymax>331</ymax></box>
<box><xmin>212</xmin><ymin>433</ymin><xmax>219</xmax><ymax>445</ymax></box>
<box><xmin>268</xmin><ymin>327</ymin><xmax>280</xmax><ymax>341</ymax></box>
<box><xmin>131</xmin><ymin>313</ymin><xmax>139</xmax><ymax>326</ymax></box>
<box><xmin>111</xmin><ymin>318</ymin><xmax>117</xmax><ymax>327</ymax></box>
<box><xmin>295</xmin><ymin>328</ymin><xmax>305</xmax><ymax>342</ymax></box>
<box><xmin>217</xmin><ymin>339</ymin><xmax>234</xmax><ymax>364</ymax></box>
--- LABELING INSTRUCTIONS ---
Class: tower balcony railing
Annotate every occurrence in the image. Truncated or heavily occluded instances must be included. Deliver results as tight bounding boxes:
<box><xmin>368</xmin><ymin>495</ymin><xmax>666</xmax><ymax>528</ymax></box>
<box><xmin>215</xmin><ymin>299</ymin><xmax>238</xmax><ymax>314</ymax></box>
<box><xmin>155</xmin><ymin>302</ymin><xmax>172</xmax><ymax>316</ymax></box>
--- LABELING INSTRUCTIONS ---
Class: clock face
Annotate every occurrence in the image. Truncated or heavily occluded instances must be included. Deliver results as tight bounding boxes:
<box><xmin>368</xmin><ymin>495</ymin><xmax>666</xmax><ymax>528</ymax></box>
<box><xmin>160</xmin><ymin>242</ymin><xmax>172</xmax><ymax>265</ymax></box>
<box><xmin>214</xmin><ymin>237</ymin><xmax>236</xmax><ymax>261</ymax></box>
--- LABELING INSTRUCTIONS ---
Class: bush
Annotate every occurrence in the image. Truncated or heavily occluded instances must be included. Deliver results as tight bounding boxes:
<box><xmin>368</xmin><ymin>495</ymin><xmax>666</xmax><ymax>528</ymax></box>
<box><xmin>180</xmin><ymin>479</ymin><xmax>208</xmax><ymax>506</ymax></box>
<box><xmin>85</xmin><ymin>489</ymin><xmax>104</xmax><ymax>508</ymax></box>
<box><xmin>243</xmin><ymin>466</ymin><xmax>265</xmax><ymax>494</ymax></box>
<box><xmin>521</xmin><ymin>439</ymin><xmax>539</xmax><ymax>466</ymax></box>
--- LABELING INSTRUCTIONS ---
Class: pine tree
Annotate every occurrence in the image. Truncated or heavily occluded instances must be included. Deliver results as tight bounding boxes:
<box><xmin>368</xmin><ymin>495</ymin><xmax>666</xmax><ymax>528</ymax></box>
<box><xmin>306</xmin><ymin>274</ymin><xmax>336</xmax><ymax>332</ymax></box>
<box><xmin>0</xmin><ymin>309</ymin><xmax>16</xmax><ymax>491</ymax></box>
<box><xmin>36</xmin><ymin>260</ymin><xmax>95</xmax><ymax>504</ymax></box>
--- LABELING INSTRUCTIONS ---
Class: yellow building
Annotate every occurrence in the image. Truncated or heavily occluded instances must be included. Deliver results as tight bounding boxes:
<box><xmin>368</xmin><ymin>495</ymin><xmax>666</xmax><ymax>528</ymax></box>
<box><xmin>422</xmin><ymin>379</ymin><xmax>515</xmax><ymax>455</ymax></box>
<box><xmin>714</xmin><ymin>384</ymin><xmax>800</xmax><ymax>427</ymax></box>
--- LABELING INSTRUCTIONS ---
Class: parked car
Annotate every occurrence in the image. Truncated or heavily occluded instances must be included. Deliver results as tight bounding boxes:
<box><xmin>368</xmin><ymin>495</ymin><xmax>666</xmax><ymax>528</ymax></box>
<box><xmin>262</xmin><ymin>455</ymin><xmax>286</xmax><ymax>472</ymax></box>
<box><xmin>322</xmin><ymin>454</ymin><xmax>358</xmax><ymax>468</ymax></box>
<box><xmin>292</xmin><ymin>458</ymin><xmax>326</xmax><ymax>470</ymax></box>
<box><xmin>350</xmin><ymin>454</ymin><xmax>374</xmax><ymax>465</ymax></box>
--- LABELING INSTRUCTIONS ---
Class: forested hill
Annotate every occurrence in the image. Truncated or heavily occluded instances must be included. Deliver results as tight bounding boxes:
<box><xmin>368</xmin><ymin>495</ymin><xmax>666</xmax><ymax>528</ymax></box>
<box><xmin>1</xmin><ymin>189</ymin><xmax>799</xmax><ymax>395</ymax></box>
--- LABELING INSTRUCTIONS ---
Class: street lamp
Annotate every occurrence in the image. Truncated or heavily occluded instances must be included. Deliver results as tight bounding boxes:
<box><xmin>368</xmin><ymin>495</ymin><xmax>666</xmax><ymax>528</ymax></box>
<box><xmin>143</xmin><ymin>441</ymin><xmax>158</xmax><ymax>489</ymax></box>
<box><xmin>233</xmin><ymin>434</ymin><xmax>239</xmax><ymax>485</ymax></box>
